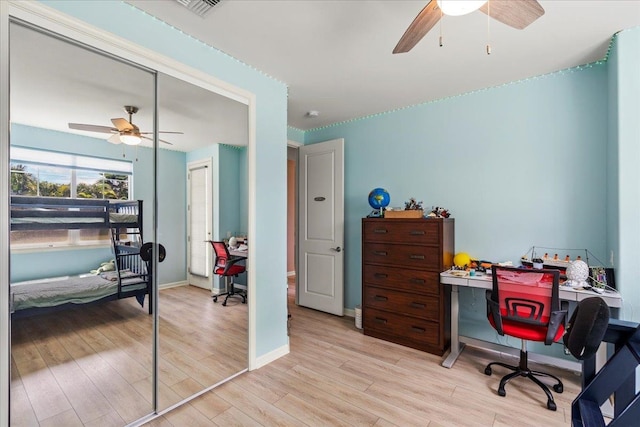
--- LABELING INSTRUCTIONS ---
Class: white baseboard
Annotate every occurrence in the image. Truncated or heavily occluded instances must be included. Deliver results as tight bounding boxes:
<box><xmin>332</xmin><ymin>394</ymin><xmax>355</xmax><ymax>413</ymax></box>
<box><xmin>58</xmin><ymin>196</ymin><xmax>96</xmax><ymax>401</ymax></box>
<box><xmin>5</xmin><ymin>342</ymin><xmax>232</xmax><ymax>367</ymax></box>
<box><xmin>253</xmin><ymin>343</ymin><xmax>290</xmax><ymax>370</ymax></box>
<box><xmin>159</xmin><ymin>281</ymin><xmax>188</xmax><ymax>290</ymax></box>
<box><xmin>287</xmin><ymin>271</ymin><xmax>296</xmax><ymax>277</ymax></box>
<box><xmin>344</xmin><ymin>308</ymin><xmax>355</xmax><ymax>318</ymax></box>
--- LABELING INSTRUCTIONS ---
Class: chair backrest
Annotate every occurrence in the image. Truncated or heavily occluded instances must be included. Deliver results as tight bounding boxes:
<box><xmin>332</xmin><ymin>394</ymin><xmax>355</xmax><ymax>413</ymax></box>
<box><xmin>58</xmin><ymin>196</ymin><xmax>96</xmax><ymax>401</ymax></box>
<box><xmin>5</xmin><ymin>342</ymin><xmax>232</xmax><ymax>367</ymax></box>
<box><xmin>491</xmin><ymin>265</ymin><xmax>560</xmax><ymax>324</ymax></box>
<box><xmin>209</xmin><ymin>241</ymin><xmax>231</xmax><ymax>271</ymax></box>
<box><xmin>563</xmin><ymin>296</ymin><xmax>610</xmax><ymax>360</ymax></box>
<box><xmin>489</xmin><ymin>265</ymin><xmax>564</xmax><ymax>344</ymax></box>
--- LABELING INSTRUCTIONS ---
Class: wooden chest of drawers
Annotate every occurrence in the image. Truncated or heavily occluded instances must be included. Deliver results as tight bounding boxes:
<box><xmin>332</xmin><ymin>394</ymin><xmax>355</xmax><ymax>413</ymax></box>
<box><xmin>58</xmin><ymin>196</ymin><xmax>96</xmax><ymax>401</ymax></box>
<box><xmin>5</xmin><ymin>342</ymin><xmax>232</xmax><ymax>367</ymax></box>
<box><xmin>362</xmin><ymin>218</ymin><xmax>454</xmax><ymax>355</ymax></box>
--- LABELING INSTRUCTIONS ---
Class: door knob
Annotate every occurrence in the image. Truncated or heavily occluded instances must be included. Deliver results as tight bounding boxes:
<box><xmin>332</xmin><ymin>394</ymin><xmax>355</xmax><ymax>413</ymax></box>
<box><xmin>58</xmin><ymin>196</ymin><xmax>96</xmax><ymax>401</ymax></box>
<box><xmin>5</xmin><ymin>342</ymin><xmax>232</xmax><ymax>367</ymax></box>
<box><xmin>332</xmin><ymin>246</ymin><xmax>342</xmax><ymax>252</ymax></box>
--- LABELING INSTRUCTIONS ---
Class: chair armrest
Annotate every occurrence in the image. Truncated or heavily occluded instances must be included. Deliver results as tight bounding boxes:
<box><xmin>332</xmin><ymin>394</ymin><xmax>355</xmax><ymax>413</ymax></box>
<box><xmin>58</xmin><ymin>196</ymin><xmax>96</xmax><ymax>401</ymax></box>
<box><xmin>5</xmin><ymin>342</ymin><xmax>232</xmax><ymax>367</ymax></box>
<box><xmin>486</xmin><ymin>290</ymin><xmax>504</xmax><ymax>335</ymax></box>
<box><xmin>222</xmin><ymin>255</ymin><xmax>246</xmax><ymax>275</ymax></box>
<box><xmin>545</xmin><ymin>310</ymin><xmax>568</xmax><ymax>345</ymax></box>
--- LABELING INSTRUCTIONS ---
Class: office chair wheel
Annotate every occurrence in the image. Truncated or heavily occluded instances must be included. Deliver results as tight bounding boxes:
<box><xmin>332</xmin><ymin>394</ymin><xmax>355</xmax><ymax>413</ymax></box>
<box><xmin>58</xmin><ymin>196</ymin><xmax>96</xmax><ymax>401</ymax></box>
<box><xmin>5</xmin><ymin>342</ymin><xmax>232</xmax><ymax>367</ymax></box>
<box><xmin>222</xmin><ymin>300</ymin><xmax>227</xmax><ymax>307</ymax></box>
<box><xmin>553</xmin><ymin>383</ymin><xmax>563</xmax><ymax>393</ymax></box>
<box><xmin>484</xmin><ymin>367</ymin><xmax>492</xmax><ymax>376</ymax></box>
<box><xmin>497</xmin><ymin>386</ymin><xmax>506</xmax><ymax>397</ymax></box>
<box><xmin>547</xmin><ymin>400</ymin><xmax>557</xmax><ymax>411</ymax></box>
<box><xmin>213</xmin><ymin>296</ymin><xmax>218</xmax><ymax>303</ymax></box>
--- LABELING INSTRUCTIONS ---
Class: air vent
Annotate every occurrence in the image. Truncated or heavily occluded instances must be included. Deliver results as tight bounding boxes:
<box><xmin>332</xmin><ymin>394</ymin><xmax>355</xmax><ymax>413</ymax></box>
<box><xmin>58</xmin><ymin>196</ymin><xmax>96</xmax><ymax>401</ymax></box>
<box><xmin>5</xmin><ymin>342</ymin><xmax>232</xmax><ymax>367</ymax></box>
<box><xmin>174</xmin><ymin>0</ymin><xmax>221</xmax><ymax>17</ymax></box>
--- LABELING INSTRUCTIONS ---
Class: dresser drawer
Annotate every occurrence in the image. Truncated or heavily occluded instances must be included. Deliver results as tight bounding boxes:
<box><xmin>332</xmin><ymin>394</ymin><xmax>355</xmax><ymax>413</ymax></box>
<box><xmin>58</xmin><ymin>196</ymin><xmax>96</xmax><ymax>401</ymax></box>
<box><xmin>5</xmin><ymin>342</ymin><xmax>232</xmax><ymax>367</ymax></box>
<box><xmin>363</xmin><ymin>243</ymin><xmax>440</xmax><ymax>270</ymax></box>
<box><xmin>363</xmin><ymin>220</ymin><xmax>440</xmax><ymax>245</ymax></box>
<box><xmin>363</xmin><ymin>264</ymin><xmax>440</xmax><ymax>295</ymax></box>
<box><xmin>364</xmin><ymin>307</ymin><xmax>440</xmax><ymax>348</ymax></box>
<box><xmin>364</xmin><ymin>287</ymin><xmax>439</xmax><ymax>321</ymax></box>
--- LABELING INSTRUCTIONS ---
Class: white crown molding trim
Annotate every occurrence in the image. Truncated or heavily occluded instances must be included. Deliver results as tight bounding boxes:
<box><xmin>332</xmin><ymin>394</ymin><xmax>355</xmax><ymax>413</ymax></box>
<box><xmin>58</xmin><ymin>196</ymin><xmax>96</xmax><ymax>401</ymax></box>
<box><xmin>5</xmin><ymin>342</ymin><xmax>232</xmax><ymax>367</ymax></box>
<box><xmin>287</xmin><ymin>139</ymin><xmax>302</xmax><ymax>148</ymax></box>
<box><xmin>254</xmin><ymin>343</ymin><xmax>290</xmax><ymax>370</ymax></box>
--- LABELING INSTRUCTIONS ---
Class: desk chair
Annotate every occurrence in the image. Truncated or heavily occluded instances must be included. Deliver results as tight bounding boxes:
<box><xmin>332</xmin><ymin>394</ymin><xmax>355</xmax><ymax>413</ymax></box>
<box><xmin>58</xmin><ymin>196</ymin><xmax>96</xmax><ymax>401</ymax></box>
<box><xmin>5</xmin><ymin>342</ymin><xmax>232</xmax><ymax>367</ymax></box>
<box><xmin>209</xmin><ymin>241</ymin><xmax>247</xmax><ymax>306</ymax></box>
<box><xmin>485</xmin><ymin>265</ymin><xmax>567</xmax><ymax>411</ymax></box>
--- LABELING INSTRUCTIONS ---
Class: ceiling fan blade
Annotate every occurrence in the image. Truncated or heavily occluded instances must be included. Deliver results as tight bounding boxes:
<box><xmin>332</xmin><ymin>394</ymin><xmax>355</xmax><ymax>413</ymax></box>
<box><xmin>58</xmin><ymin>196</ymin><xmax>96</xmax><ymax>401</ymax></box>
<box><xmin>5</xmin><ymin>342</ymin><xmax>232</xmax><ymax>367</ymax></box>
<box><xmin>141</xmin><ymin>135</ymin><xmax>173</xmax><ymax>145</ymax></box>
<box><xmin>480</xmin><ymin>0</ymin><xmax>544</xmax><ymax>30</ymax></box>
<box><xmin>107</xmin><ymin>134</ymin><xmax>123</xmax><ymax>145</ymax></box>
<box><xmin>138</xmin><ymin>131</ymin><xmax>184</xmax><ymax>135</ymax></box>
<box><xmin>111</xmin><ymin>117</ymin><xmax>134</xmax><ymax>132</ymax></box>
<box><xmin>68</xmin><ymin>123</ymin><xmax>117</xmax><ymax>133</ymax></box>
<box><xmin>393</xmin><ymin>0</ymin><xmax>441</xmax><ymax>54</ymax></box>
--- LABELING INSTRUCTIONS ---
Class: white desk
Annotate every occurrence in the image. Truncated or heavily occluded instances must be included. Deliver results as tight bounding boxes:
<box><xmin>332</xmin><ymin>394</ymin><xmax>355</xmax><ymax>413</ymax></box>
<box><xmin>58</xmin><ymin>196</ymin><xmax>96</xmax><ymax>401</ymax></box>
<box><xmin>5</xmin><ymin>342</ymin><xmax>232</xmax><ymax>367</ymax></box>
<box><xmin>439</xmin><ymin>270</ymin><xmax>622</xmax><ymax>369</ymax></box>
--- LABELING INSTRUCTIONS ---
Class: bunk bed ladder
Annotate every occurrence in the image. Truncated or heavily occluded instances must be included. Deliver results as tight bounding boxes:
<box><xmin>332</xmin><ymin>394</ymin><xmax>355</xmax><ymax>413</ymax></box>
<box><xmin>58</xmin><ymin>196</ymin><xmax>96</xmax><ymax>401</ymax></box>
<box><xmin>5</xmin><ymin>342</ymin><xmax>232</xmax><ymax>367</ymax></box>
<box><xmin>109</xmin><ymin>201</ymin><xmax>151</xmax><ymax>312</ymax></box>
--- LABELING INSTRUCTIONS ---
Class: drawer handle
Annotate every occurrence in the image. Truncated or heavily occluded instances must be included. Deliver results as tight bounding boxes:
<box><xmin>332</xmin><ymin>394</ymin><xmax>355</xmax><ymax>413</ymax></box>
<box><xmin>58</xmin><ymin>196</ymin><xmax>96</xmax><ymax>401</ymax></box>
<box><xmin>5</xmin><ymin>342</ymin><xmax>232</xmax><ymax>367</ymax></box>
<box><xmin>411</xmin><ymin>326</ymin><xmax>426</xmax><ymax>333</ymax></box>
<box><xmin>410</xmin><ymin>230</ymin><xmax>426</xmax><ymax>235</ymax></box>
<box><xmin>374</xmin><ymin>295</ymin><xmax>388</xmax><ymax>301</ymax></box>
<box><xmin>374</xmin><ymin>317</ymin><xmax>388</xmax><ymax>324</ymax></box>
<box><xmin>373</xmin><ymin>251</ymin><xmax>388</xmax><ymax>256</ymax></box>
<box><xmin>410</xmin><ymin>302</ymin><xmax>426</xmax><ymax>309</ymax></box>
<box><xmin>373</xmin><ymin>228</ymin><xmax>388</xmax><ymax>234</ymax></box>
<box><xmin>409</xmin><ymin>255</ymin><xmax>425</xmax><ymax>260</ymax></box>
<box><xmin>374</xmin><ymin>273</ymin><xmax>388</xmax><ymax>279</ymax></box>
<box><xmin>410</xmin><ymin>278</ymin><xmax>426</xmax><ymax>284</ymax></box>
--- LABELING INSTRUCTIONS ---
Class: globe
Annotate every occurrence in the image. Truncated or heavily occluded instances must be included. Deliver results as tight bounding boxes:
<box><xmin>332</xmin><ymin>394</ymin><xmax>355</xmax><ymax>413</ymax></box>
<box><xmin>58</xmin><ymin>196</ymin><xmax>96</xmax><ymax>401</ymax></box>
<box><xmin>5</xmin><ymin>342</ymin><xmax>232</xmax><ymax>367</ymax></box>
<box><xmin>368</xmin><ymin>188</ymin><xmax>390</xmax><ymax>210</ymax></box>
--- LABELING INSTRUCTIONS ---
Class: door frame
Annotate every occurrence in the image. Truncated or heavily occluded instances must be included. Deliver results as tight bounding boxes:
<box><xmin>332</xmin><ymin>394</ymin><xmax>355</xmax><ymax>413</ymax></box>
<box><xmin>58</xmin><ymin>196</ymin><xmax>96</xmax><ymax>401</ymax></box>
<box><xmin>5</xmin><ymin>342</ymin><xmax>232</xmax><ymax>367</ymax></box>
<box><xmin>296</xmin><ymin>138</ymin><xmax>345</xmax><ymax>316</ymax></box>
<box><xmin>187</xmin><ymin>158</ymin><xmax>216</xmax><ymax>290</ymax></box>
<box><xmin>0</xmin><ymin>1</ymin><xmax>258</xmax><ymax>423</ymax></box>
<box><xmin>287</xmin><ymin>140</ymin><xmax>302</xmax><ymax>302</ymax></box>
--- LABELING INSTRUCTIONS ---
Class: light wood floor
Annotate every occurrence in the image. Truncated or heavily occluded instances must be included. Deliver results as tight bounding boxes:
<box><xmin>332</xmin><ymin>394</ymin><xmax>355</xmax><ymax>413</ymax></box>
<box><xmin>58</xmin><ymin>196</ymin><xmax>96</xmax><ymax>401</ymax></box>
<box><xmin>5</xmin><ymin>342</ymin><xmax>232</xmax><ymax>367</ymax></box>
<box><xmin>145</xmin><ymin>279</ymin><xmax>580</xmax><ymax>426</ymax></box>
<box><xmin>10</xmin><ymin>285</ymin><xmax>247</xmax><ymax>426</ymax></box>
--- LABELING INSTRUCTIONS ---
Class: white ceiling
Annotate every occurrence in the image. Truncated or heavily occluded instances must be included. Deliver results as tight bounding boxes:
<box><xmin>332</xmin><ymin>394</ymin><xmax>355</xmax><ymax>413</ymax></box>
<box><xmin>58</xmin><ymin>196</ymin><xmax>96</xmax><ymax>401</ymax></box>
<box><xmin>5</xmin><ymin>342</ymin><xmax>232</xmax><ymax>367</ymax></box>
<box><xmin>127</xmin><ymin>0</ymin><xmax>640</xmax><ymax>130</ymax></box>
<box><xmin>10</xmin><ymin>22</ymin><xmax>249</xmax><ymax>152</ymax></box>
<box><xmin>9</xmin><ymin>1</ymin><xmax>640</xmax><ymax>149</ymax></box>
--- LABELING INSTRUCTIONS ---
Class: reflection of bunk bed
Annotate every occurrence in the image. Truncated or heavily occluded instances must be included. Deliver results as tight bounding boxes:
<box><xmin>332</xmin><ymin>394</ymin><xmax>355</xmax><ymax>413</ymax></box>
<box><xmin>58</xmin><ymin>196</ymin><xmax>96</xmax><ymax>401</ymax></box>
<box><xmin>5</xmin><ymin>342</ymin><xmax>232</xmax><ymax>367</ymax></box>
<box><xmin>10</xmin><ymin>196</ymin><xmax>152</xmax><ymax>316</ymax></box>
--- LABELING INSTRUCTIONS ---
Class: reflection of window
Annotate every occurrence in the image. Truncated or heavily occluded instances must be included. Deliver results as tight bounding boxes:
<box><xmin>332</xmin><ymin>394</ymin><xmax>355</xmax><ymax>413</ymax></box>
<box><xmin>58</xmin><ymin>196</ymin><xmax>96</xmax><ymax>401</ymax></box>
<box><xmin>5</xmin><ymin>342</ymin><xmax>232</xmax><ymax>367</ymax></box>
<box><xmin>10</xmin><ymin>147</ymin><xmax>133</xmax><ymax>248</ymax></box>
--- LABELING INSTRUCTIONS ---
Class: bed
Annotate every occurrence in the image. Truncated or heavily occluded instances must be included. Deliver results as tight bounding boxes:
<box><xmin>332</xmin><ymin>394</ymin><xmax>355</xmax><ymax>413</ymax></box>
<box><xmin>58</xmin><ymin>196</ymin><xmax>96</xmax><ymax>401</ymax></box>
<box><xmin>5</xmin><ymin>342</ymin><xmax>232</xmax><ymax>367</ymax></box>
<box><xmin>10</xmin><ymin>196</ymin><xmax>152</xmax><ymax>316</ymax></box>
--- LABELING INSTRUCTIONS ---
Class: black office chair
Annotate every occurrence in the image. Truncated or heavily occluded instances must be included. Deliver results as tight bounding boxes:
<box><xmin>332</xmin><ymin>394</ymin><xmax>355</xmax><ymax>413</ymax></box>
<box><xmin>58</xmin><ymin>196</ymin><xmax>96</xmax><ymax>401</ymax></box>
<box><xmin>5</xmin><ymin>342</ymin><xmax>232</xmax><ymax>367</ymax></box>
<box><xmin>208</xmin><ymin>241</ymin><xmax>247</xmax><ymax>306</ymax></box>
<box><xmin>485</xmin><ymin>265</ymin><xmax>568</xmax><ymax>411</ymax></box>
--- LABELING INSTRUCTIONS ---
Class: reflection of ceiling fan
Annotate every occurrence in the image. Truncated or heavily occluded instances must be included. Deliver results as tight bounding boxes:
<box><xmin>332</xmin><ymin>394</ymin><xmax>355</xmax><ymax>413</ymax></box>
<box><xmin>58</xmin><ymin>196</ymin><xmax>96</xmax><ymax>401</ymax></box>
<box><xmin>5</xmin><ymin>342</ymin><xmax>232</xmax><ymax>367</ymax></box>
<box><xmin>68</xmin><ymin>105</ymin><xmax>183</xmax><ymax>146</ymax></box>
<box><xmin>393</xmin><ymin>0</ymin><xmax>545</xmax><ymax>54</ymax></box>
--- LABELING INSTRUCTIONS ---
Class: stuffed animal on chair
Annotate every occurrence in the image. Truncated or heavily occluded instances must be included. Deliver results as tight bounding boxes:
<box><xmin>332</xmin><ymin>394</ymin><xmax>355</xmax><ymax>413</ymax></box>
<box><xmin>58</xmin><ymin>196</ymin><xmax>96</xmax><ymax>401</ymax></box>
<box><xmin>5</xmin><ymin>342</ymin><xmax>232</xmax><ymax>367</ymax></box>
<box><xmin>91</xmin><ymin>260</ymin><xmax>115</xmax><ymax>275</ymax></box>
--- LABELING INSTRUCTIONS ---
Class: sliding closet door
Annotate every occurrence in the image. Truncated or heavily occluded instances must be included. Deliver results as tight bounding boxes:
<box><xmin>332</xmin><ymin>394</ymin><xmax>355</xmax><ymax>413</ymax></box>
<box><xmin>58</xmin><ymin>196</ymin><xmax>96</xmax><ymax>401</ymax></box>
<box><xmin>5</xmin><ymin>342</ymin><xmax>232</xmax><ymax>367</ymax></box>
<box><xmin>8</xmin><ymin>22</ymin><xmax>157</xmax><ymax>425</ymax></box>
<box><xmin>155</xmin><ymin>72</ymin><xmax>249</xmax><ymax>412</ymax></box>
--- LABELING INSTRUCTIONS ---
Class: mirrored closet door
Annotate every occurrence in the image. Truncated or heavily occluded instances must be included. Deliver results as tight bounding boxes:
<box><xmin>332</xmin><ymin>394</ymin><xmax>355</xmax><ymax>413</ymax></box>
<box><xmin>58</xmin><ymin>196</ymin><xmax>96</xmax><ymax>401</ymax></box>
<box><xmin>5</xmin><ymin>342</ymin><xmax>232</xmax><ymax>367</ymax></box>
<box><xmin>7</xmin><ymin>17</ymin><xmax>251</xmax><ymax>425</ymax></box>
<box><xmin>155</xmin><ymin>73</ymin><xmax>249</xmax><ymax>411</ymax></box>
<box><xmin>8</xmin><ymin>21</ymin><xmax>157</xmax><ymax>425</ymax></box>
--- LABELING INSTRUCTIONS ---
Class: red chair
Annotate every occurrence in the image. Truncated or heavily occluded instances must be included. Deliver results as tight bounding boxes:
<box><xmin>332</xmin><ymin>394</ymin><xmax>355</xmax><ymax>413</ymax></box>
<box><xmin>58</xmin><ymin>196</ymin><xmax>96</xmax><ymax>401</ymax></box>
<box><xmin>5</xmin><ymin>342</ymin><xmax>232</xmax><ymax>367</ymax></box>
<box><xmin>485</xmin><ymin>265</ymin><xmax>567</xmax><ymax>411</ymax></box>
<box><xmin>208</xmin><ymin>241</ymin><xmax>247</xmax><ymax>306</ymax></box>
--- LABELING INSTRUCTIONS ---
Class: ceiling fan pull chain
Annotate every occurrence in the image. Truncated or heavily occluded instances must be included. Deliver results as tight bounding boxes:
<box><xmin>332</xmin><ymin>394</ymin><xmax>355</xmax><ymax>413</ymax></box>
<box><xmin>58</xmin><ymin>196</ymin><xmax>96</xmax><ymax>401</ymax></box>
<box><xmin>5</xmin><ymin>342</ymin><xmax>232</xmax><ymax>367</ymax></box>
<box><xmin>486</xmin><ymin>0</ymin><xmax>492</xmax><ymax>55</ymax></box>
<box><xmin>439</xmin><ymin>7</ymin><xmax>443</xmax><ymax>47</ymax></box>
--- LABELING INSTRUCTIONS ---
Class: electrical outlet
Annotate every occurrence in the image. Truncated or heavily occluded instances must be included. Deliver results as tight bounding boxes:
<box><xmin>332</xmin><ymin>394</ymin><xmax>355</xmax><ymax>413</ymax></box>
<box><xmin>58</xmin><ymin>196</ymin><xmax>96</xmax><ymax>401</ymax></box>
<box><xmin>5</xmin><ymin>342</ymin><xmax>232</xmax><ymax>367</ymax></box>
<box><xmin>610</xmin><ymin>250</ymin><xmax>615</xmax><ymax>265</ymax></box>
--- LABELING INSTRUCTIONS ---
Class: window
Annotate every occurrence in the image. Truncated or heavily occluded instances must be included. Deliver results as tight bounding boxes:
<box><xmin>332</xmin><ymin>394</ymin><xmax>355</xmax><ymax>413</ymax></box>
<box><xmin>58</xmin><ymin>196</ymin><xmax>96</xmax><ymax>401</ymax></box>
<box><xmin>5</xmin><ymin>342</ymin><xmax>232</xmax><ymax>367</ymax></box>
<box><xmin>10</xmin><ymin>147</ymin><xmax>133</xmax><ymax>248</ymax></box>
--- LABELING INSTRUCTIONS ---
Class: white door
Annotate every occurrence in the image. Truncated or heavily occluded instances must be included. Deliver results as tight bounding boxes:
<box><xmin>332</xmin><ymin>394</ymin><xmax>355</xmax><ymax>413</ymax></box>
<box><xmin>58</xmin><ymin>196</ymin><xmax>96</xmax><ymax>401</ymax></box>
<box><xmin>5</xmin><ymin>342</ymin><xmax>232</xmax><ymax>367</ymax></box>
<box><xmin>298</xmin><ymin>138</ymin><xmax>344</xmax><ymax>315</ymax></box>
<box><xmin>187</xmin><ymin>159</ymin><xmax>212</xmax><ymax>289</ymax></box>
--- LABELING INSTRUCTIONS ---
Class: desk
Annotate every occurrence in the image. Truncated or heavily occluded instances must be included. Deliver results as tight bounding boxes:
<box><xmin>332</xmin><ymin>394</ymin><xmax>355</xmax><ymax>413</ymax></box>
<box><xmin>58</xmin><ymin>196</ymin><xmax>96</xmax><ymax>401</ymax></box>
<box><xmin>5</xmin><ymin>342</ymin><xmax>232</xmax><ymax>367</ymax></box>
<box><xmin>440</xmin><ymin>270</ymin><xmax>622</xmax><ymax>369</ymax></box>
<box><xmin>229</xmin><ymin>248</ymin><xmax>248</xmax><ymax>259</ymax></box>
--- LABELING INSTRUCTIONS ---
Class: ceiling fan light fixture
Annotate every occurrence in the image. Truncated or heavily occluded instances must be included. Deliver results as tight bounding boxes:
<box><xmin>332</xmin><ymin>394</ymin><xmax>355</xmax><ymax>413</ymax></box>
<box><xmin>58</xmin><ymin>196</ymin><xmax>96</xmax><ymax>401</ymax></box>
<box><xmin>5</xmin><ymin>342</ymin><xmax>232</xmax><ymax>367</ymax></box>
<box><xmin>436</xmin><ymin>0</ymin><xmax>488</xmax><ymax>16</ymax></box>
<box><xmin>121</xmin><ymin>134</ymin><xmax>142</xmax><ymax>145</ymax></box>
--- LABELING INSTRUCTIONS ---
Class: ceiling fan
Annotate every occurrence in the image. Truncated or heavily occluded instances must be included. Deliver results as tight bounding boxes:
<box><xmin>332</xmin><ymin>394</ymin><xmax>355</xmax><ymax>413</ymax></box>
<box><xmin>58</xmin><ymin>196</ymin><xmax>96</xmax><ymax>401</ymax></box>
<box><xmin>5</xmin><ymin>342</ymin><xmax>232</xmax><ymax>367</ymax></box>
<box><xmin>393</xmin><ymin>0</ymin><xmax>545</xmax><ymax>54</ymax></box>
<box><xmin>68</xmin><ymin>105</ymin><xmax>183</xmax><ymax>146</ymax></box>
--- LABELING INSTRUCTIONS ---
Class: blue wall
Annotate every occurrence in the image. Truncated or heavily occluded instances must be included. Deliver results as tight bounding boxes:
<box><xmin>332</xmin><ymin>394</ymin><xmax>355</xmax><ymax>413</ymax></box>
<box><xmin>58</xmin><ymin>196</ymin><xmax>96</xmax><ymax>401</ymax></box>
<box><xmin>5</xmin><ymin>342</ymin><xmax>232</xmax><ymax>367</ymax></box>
<box><xmin>287</xmin><ymin>127</ymin><xmax>305</xmax><ymax>144</ymax></box>
<box><xmin>608</xmin><ymin>28</ymin><xmax>640</xmax><ymax>322</ymax></box>
<box><xmin>10</xmin><ymin>124</ymin><xmax>187</xmax><ymax>284</ymax></box>
<box><xmin>40</xmin><ymin>0</ymin><xmax>289</xmax><ymax>357</ymax></box>
<box><xmin>306</xmin><ymin>65</ymin><xmax>609</xmax><ymax>311</ymax></box>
